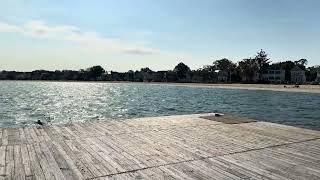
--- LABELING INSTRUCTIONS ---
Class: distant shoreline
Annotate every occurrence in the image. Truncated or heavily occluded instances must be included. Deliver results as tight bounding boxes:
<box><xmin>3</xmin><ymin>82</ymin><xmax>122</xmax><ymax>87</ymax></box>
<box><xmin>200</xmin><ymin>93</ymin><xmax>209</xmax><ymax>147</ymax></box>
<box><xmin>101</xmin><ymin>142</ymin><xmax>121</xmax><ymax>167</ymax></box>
<box><xmin>158</xmin><ymin>83</ymin><xmax>320</xmax><ymax>94</ymax></box>
<box><xmin>1</xmin><ymin>80</ymin><xmax>320</xmax><ymax>94</ymax></box>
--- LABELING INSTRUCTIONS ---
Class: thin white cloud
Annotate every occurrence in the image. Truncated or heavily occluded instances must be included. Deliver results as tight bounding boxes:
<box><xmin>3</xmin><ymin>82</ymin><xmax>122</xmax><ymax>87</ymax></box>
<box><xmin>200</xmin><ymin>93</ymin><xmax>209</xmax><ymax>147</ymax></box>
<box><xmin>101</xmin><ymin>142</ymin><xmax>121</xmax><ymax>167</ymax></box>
<box><xmin>0</xmin><ymin>20</ymin><xmax>160</xmax><ymax>55</ymax></box>
<box><xmin>0</xmin><ymin>22</ymin><xmax>21</xmax><ymax>33</ymax></box>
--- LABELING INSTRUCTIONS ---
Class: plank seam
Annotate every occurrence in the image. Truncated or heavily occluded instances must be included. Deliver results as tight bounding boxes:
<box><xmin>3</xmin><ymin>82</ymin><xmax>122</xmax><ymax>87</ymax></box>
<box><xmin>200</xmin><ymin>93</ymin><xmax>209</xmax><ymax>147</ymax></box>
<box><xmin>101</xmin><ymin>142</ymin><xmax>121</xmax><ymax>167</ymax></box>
<box><xmin>87</xmin><ymin>137</ymin><xmax>320</xmax><ymax>179</ymax></box>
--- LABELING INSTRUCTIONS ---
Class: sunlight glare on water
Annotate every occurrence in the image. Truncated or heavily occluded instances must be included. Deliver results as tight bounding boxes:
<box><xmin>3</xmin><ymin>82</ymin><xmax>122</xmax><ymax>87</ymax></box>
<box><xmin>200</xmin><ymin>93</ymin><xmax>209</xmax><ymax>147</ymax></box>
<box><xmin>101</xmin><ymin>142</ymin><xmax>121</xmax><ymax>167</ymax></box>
<box><xmin>0</xmin><ymin>81</ymin><xmax>320</xmax><ymax>130</ymax></box>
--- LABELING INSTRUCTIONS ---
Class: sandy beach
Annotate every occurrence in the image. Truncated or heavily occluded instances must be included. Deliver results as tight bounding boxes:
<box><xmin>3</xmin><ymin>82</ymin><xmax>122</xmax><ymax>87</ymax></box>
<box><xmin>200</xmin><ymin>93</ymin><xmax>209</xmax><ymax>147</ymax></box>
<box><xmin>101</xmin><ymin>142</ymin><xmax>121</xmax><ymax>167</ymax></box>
<box><xmin>145</xmin><ymin>82</ymin><xmax>320</xmax><ymax>94</ymax></box>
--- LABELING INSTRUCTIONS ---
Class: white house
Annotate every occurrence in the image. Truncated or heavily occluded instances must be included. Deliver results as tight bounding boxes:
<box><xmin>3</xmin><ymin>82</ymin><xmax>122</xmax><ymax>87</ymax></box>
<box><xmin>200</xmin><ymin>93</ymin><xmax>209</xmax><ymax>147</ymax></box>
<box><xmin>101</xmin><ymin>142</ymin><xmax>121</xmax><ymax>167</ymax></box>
<box><xmin>215</xmin><ymin>70</ymin><xmax>229</xmax><ymax>82</ymax></box>
<box><xmin>291</xmin><ymin>66</ymin><xmax>306</xmax><ymax>84</ymax></box>
<box><xmin>262</xmin><ymin>69</ymin><xmax>285</xmax><ymax>84</ymax></box>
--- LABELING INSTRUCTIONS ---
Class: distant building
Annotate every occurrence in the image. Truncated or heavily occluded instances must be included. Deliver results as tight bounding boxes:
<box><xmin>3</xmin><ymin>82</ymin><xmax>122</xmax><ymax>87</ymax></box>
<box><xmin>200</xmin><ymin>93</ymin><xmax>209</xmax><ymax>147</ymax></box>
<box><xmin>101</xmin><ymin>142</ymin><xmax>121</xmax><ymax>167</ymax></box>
<box><xmin>110</xmin><ymin>71</ymin><xmax>122</xmax><ymax>81</ymax></box>
<box><xmin>165</xmin><ymin>71</ymin><xmax>178</xmax><ymax>82</ymax></box>
<box><xmin>241</xmin><ymin>73</ymin><xmax>259</xmax><ymax>83</ymax></box>
<box><xmin>152</xmin><ymin>71</ymin><xmax>167</xmax><ymax>82</ymax></box>
<box><xmin>98</xmin><ymin>72</ymin><xmax>109</xmax><ymax>81</ymax></box>
<box><xmin>141</xmin><ymin>72</ymin><xmax>153</xmax><ymax>82</ymax></box>
<box><xmin>0</xmin><ymin>71</ymin><xmax>7</xmax><ymax>80</ymax></box>
<box><xmin>133</xmin><ymin>71</ymin><xmax>143</xmax><ymax>82</ymax></box>
<box><xmin>316</xmin><ymin>69</ymin><xmax>320</xmax><ymax>82</ymax></box>
<box><xmin>215</xmin><ymin>70</ymin><xmax>228</xmax><ymax>82</ymax></box>
<box><xmin>291</xmin><ymin>66</ymin><xmax>306</xmax><ymax>84</ymax></box>
<box><xmin>262</xmin><ymin>69</ymin><xmax>285</xmax><ymax>84</ymax></box>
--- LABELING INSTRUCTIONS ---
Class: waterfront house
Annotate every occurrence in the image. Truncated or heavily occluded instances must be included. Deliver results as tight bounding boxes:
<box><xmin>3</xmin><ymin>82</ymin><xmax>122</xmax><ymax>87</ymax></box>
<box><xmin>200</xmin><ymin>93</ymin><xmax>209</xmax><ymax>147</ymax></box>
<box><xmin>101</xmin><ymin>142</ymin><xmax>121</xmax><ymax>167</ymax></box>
<box><xmin>291</xmin><ymin>66</ymin><xmax>306</xmax><ymax>84</ymax></box>
<box><xmin>241</xmin><ymin>72</ymin><xmax>259</xmax><ymax>83</ymax></box>
<box><xmin>316</xmin><ymin>69</ymin><xmax>320</xmax><ymax>82</ymax></box>
<box><xmin>215</xmin><ymin>70</ymin><xmax>228</xmax><ymax>82</ymax></box>
<box><xmin>141</xmin><ymin>71</ymin><xmax>153</xmax><ymax>82</ymax></box>
<box><xmin>262</xmin><ymin>69</ymin><xmax>285</xmax><ymax>84</ymax></box>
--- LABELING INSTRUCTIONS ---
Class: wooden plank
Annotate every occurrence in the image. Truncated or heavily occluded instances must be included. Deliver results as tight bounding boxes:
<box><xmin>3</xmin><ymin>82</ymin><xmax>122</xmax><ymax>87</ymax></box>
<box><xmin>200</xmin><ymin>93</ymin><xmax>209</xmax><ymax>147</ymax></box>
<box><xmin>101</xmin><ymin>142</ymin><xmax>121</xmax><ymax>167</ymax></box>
<box><xmin>185</xmin><ymin>160</ymin><xmax>241</xmax><ymax>179</ymax></box>
<box><xmin>13</xmin><ymin>145</ymin><xmax>26</xmax><ymax>180</ymax></box>
<box><xmin>0</xmin><ymin>130</ymin><xmax>2</xmax><ymax>144</ymax></box>
<box><xmin>20</xmin><ymin>144</ymin><xmax>32</xmax><ymax>180</ymax></box>
<box><xmin>29</xmin><ymin>128</ymin><xmax>40</xmax><ymax>143</ymax></box>
<box><xmin>5</xmin><ymin>145</ymin><xmax>14</xmax><ymax>179</ymax></box>
<box><xmin>39</xmin><ymin>143</ymin><xmax>67</xmax><ymax>180</ymax></box>
<box><xmin>207</xmin><ymin>157</ymin><xmax>271</xmax><ymax>179</ymax></box>
<box><xmin>0</xmin><ymin>146</ymin><xmax>6</xmax><ymax>177</ymax></box>
<box><xmin>1</xmin><ymin>130</ymin><xmax>8</xmax><ymax>146</ymax></box>
<box><xmin>33</xmin><ymin>143</ymin><xmax>55</xmax><ymax>180</ymax></box>
<box><xmin>72</xmin><ymin>137</ymin><xmax>118</xmax><ymax>175</ymax></box>
<box><xmin>38</xmin><ymin>128</ymin><xmax>51</xmax><ymax>142</ymax></box>
<box><xmin>54</xmin><ymin>139</ymin><xmax>94</xmax><ymax>179</ymax></box>
<box><xmin>235</xmin><ymin>148</ymin><xmax>320</xmax><ymax>180</ymax></box>
<box><xmin>19</xmin><ymin>128</ymin><xmax>27</xmax><ymax>145</ymax></box>
<box><xmin>7</xmin><ymin>129</ymin><xmax>20</xmax><ymax>146</ymax></box>
<box><xmin>218</xmin><ymin>154</ymin><xmax>293</xmax><ymax>180</ymax></box>
<box><xmin>97</xmin><ymin>135</ymin><xmax>147</xmax><ymax>168</ymax></box>
<box><xmin>86</xmin><ymin>137</ymin><xmax>127</xmax><ymax>173</ymax></box>
<box><xmin>22</xmin><ymin>128</ymin><xmax>33</xmax><ymax>144</ymax></box>
<box><xmin>105</xmin><ymin>134</ymin><xmax>159</xmax><ymax>167</ymax></box>
<box><xmin>26</xmin><ymin>144</ymin><xmax>46</xmax><ymax>180</ymax></box>
<box><xmin>66</xmin><ymin>139</ymin><xmax>106</xmax><ymax>177</ymax></box>
<box><xmin>236</xmin><ymin>122</ymin><xmax>319</xmax><ymax>142</ymax></box>
<box><xmin>62</xmin><ymin>126</ymin><xmax>78</xmax><ymax>140</ymax></box>
<box><xmin>50</xmin><ymin>141</ymin><xmax>84</xmax><ymax>180</ymax></box>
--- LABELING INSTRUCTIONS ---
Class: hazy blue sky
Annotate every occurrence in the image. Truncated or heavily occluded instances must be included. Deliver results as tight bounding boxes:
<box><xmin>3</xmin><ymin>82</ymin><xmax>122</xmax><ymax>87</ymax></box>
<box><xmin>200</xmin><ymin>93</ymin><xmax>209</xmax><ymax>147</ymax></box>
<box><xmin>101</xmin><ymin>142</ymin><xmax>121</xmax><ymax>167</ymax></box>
<box><xmin>0</xmin><ymin>0</ymin><xmax>319</xmax><ymax>71</ymax></box>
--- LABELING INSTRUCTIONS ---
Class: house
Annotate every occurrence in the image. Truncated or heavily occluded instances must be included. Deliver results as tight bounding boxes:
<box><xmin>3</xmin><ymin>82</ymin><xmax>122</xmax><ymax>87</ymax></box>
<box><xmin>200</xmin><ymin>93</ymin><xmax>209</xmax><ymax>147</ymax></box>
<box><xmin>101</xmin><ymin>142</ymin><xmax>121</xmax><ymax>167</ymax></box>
<box><xmin>316</xmin><ymin>69</ymin><xmax>320</xmax><ymax>82</ymax></box>
<box><xmin>241</xmin><ymin>73</ymin><xmax>259</xmax><ymax>83</ymax></box>
<box><xmin>215</xmin><ymin>70</ymin><xmax>228</xmax><ymax>82</ymax></box>
<box><xmin>141</xmin><ymin>72</ymin><xmax>153</xmax><ymax>82</ymax></box>
<box><xmin>291</xmin><ymin>66</ymin><xmax>306</xmax><ymax>84</ymax></box>
<box><xmin>0</xmin><ymin>71</ymin><xmax>7</xmax><ymax>80</ymax></box>
<box><xmin>262</xmin><ymin>69</ymin><xmax>285</xmax><ymax>84</ymax></box>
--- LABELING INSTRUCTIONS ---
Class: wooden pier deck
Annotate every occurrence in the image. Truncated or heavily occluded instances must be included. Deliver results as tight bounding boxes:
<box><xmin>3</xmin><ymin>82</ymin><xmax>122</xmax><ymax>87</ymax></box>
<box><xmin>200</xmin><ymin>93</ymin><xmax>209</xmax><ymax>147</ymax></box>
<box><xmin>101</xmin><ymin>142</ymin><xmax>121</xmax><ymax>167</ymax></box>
<box><xmin>0</xmin><ymin>113</ymin><xmax>320</xmax><ymax>179</ymax></box>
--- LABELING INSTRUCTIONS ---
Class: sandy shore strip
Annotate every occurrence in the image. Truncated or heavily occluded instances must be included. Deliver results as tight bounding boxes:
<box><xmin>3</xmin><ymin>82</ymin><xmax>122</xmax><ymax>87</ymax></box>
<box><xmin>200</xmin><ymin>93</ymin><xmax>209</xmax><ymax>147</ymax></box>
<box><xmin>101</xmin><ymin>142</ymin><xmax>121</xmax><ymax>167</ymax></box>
<box><xmin>145</xmin><ymin>82</ymin><xmax>320</xmax><ymax>93</ymax></box>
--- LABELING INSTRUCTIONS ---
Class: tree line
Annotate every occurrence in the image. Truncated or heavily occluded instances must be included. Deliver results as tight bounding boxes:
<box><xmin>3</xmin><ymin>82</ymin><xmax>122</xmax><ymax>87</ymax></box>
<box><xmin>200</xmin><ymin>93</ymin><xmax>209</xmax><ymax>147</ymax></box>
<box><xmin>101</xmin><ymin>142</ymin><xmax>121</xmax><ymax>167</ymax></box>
<box><xmin>1</xmin><ymin>50</ymin><xmax>319</xmax><ymax>84</ymax></box>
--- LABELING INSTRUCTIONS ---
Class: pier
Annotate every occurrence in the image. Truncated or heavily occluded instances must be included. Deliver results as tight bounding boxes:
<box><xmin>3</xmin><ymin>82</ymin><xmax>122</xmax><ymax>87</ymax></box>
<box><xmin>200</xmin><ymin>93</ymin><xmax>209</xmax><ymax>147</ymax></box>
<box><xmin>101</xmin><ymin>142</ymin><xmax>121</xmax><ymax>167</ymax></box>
<box><xmin>0</xmin><ymin>113</ymin><xmax>320</xmax><ymax>179</ymax></box>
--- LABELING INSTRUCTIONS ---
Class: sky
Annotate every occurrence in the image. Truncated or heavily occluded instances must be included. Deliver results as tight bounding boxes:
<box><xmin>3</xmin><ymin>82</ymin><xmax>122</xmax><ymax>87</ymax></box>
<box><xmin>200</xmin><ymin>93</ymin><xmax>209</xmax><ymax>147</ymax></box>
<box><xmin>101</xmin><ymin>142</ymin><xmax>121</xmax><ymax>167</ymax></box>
<box><xmin>0</xmin><ymin>0</ymin><xmax>319</xmax><ymax>72</ymax></box>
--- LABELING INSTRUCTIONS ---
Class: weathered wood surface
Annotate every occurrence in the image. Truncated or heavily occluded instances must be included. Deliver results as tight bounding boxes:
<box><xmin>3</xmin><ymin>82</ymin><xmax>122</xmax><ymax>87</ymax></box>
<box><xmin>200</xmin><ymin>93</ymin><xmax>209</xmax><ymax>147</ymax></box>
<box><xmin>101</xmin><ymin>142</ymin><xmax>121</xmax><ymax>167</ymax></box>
<box><xmin>0</xmin><ymin>113</ymin><xmax>319</xmax><ymax>179</ymax></box>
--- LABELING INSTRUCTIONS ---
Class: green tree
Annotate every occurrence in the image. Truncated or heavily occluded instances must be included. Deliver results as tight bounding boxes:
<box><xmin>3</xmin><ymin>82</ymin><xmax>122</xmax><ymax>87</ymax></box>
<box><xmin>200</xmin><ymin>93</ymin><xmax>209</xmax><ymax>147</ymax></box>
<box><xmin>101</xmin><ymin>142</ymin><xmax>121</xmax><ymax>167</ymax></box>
<box><xmin>278</xmin><ymin>61</ymin><xmax>295</xmax><ymax>82</ymax></box>
<box><xmin>294</xmin><ymin>59</ymin><xmax>308</xmax><ymax>70</ymax></box>
<box><xmin>238</xmin><ymin>58</ymin><xmax>259</xmax><ymax>82</ymax></box>
<box><xmin>192</xmin><ymin>66</ymin><xmax>216</xmax><ymax>82</ymax></box>
<box><xmin>202</xmin><ymin>65</ymin><xmax>215</xmax><ymax>73</ymax></box>
<box><xmin>213</xmin><ymin>58</ymin><xmax>236</xmax><ymax>81</ymax></box>
<box><xmin>140</xmin><ymin>67</ymin><xmax>153</xmax><ymax>73</ymax></box>
<box><xmin>86</xmin><ymin>65</ymin><xmax>105</xmax><ymax>80</ymax></box>
<box><xmin>126</xmin><ymin>70</ymin><xmax>135</xmax><ymax>81</ymax></box>
<box><xmin>306</xmin><ymin>65</ymin><xmax>319</xmax><ymax>82</ymax></box>
<box><xmin>255</xmin><ymin>49</ymin><xmax>270</xmax><ymax>80</ymax></box>
<box><xmin>173</xmin><ymin>62</ymin><xmax>191</xmax><ymax>80</ymax></box>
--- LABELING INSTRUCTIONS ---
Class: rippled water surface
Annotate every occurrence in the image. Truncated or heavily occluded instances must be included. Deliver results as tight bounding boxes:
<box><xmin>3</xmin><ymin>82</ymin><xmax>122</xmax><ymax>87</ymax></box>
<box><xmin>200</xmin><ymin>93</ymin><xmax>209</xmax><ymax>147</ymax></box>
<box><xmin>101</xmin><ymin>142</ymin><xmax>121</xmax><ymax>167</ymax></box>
<box><xmin>0</xmin><ymin>81</ymin><xmax>319</xmax><ymax>130</ymax></box>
